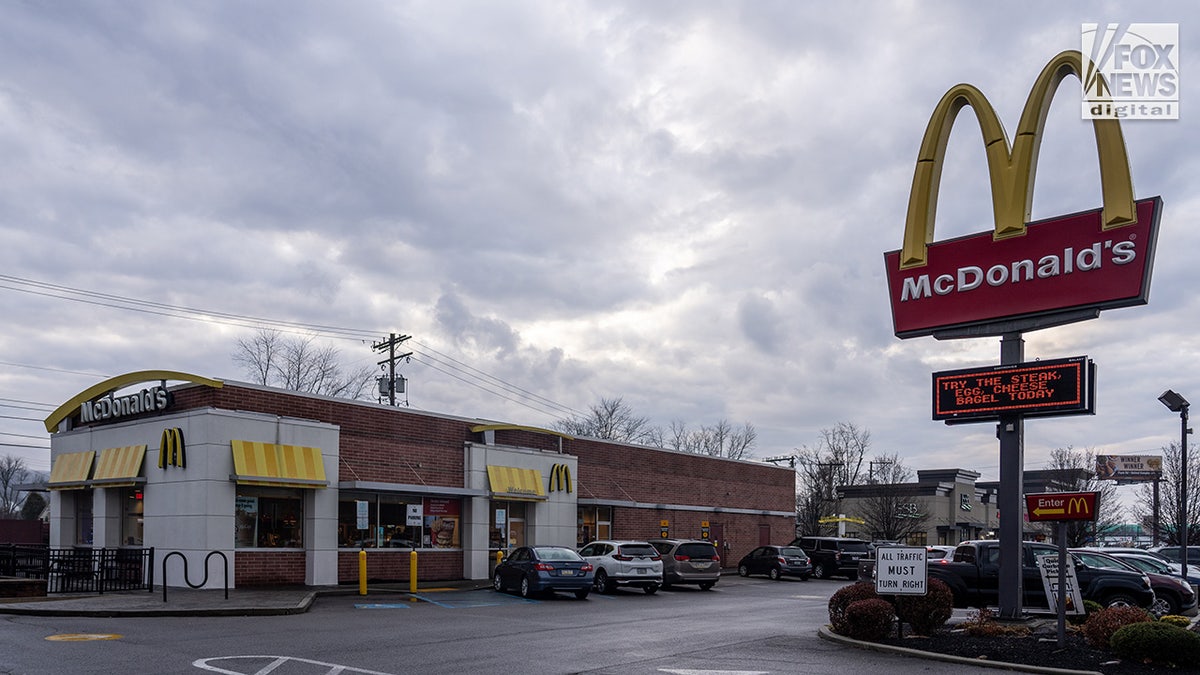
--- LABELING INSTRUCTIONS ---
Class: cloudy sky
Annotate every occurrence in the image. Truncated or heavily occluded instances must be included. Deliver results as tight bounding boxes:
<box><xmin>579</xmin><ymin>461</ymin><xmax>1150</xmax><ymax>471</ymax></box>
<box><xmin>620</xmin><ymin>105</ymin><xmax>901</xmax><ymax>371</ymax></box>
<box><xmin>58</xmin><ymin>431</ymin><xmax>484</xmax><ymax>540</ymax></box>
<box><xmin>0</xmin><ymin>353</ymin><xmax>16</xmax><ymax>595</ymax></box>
<box><xmin>1</xmin><ymin>2</ymin><xmax>1196</xmax><ymax>510</ymax></box>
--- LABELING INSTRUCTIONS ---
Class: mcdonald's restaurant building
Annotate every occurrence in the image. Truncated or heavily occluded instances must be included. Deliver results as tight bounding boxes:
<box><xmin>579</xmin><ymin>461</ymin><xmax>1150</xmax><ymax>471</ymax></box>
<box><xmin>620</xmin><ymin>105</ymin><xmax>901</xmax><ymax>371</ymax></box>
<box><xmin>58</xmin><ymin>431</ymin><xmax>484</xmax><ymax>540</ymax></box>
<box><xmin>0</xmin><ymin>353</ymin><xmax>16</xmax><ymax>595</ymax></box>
<box><xmin>44</xmin><ymin>372</ymin><xmax>796</xmax><ymax>588</ymax></box>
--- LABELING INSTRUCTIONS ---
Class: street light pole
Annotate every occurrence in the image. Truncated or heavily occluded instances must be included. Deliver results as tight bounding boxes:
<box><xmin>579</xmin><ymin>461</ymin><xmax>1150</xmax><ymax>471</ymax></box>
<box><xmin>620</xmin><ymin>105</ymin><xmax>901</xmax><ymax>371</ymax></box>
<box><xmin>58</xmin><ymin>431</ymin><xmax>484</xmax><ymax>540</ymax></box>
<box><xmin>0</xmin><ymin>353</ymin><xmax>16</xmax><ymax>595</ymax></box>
<box><xmin>1159</xmin><ymin>389</ymin><xmax>1192</xmax><ymax>581</ymax></box>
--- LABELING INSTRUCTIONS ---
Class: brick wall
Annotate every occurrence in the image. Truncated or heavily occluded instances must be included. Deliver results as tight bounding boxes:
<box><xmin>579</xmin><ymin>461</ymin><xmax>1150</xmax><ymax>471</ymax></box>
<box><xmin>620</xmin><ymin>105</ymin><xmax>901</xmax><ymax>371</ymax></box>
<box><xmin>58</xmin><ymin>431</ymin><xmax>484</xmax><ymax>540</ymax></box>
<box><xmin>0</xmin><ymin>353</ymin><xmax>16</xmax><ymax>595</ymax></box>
<box><xmin>234</xmin><ymin>551</ymin><xmax>307</xmax><ymax>586</ymax></box>
<box><xmin>336</xmin><ymin>550</ymin><xmax>463</xmax><ymax>584</ymax></box>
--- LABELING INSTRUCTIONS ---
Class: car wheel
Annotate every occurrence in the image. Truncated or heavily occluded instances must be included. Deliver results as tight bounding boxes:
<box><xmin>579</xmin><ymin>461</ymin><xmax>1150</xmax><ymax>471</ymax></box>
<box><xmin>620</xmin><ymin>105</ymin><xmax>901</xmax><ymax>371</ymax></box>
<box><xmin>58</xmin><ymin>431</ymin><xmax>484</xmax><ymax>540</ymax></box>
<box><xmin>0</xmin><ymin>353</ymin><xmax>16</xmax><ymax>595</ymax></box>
<box><xmin>519</xmin><ymin>576</ymin><xmax>533</xmax><ymax>599</ymax></box>
<box><xmin>1149</xmin><ymin>596</ymin><xmax>1171</xmax><ymax>618</ymax></box>
<box><xmin>738</xmin><ymin>565</ymin><xmax>749</xmax><ymax>577</ymax></box>
<box><xmin>846</xmin><ymin>571</ymin><xmax>858</xmax><ymax>580</ymax></box>
<box><xmin>574</xmin><ymin>589</ymin><xmax>590</xmax><ymax>600</ymax></box>
<box><xmin>493</xmin><ymin>573</ymin><xmax>505</xmax><ymax>592</ymax></box>
<box><xmin>595</xmin><ymin>569</ymin><xmax>613</xmax><ymax>594</ymax></box>
<box><xmin>644</xmin><ymin>584</ymin><xmax>658</xmax><ymax>595</ymax></box>
<box><xmin>813</xmin><ymin>562</ymin><xmax>829</xmax><ymax>579</ymax></box>
<box><xmin>699</xmin><ymin>582</ymin><xmax>715</xmax><ymax>591</ymax></box>
<box><xmin>768</xmin><ymin>567</ymin><xmax>781</xmax><ymax>581</ymax></box>
<box><xmin>1103</xmin><ymin>593</ymin><xmax>1137</xmax><ymax>609</ymax></box>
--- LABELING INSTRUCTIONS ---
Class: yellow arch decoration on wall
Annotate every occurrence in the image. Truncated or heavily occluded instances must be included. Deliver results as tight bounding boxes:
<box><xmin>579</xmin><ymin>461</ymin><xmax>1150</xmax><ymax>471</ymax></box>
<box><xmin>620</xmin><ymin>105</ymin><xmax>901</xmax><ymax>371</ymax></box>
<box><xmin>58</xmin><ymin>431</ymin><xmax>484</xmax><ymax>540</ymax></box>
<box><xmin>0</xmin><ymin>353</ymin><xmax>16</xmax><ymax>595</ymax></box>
<box><xmin>44</xmin><ymin>370</ymin><xmax>224</xmax><ymax>433</ymax></box>
<box><xmin>470</xmin><ymin>423</ymin><xmax>575</xmax><ymax>441</ymax></box>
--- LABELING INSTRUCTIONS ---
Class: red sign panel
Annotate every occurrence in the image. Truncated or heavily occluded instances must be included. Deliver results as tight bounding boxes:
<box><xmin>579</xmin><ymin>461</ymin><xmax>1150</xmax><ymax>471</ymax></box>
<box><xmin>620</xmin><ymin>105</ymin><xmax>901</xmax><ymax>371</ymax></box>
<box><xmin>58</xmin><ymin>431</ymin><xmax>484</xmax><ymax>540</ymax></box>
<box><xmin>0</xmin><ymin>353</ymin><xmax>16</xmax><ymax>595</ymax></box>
<box><xmin>885</xmin><ymin>198</ymin><xmax>1161</xmax><ymax>338</ymax></box>
<box><xmin>1025</xmin><ymin>492</ymin><xmax>1099</xmax><ymax>522</ymax></box>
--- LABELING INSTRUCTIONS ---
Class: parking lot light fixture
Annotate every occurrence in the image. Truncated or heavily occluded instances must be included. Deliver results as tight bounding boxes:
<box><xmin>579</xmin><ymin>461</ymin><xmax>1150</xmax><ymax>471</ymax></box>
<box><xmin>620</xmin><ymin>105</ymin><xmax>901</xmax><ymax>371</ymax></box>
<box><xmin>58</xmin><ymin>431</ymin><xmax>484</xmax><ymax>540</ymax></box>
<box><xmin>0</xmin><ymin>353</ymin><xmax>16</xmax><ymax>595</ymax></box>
<box><xmin>1159</xmin><ymin>389</ymin><xmax>1192</xmax><ymax>581</ymax></box>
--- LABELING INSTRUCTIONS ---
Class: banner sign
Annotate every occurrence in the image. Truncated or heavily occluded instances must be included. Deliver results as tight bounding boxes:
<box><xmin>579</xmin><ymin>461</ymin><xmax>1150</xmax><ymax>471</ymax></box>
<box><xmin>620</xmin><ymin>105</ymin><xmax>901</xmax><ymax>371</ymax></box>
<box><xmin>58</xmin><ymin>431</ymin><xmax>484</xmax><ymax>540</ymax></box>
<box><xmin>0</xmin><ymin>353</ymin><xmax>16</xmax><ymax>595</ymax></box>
<box><xmin>887</xmin><ymin>199</ymin><xmax>1160</xmax><ymax>338</ymax></box>
<box><xmin>932</xmin><ymin>356</ymin><xmax>1094</xmax><ymax>422</ymax></box>
<box><xmin>1025</xmin><ymin>492</ymin><xmax>1099</xmax><ymax>522</ymax></box>
<box><xmin>1096</xmin><ymin>454</ymin><xmax>1162</xmax><ymax>481</ymax></box>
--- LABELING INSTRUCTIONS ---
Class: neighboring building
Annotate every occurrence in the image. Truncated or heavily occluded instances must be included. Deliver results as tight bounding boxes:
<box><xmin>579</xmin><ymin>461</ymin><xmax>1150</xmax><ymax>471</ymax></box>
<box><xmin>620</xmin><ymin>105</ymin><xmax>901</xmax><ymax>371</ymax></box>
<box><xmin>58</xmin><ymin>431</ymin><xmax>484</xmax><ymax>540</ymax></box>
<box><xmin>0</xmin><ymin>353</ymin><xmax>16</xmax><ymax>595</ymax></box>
<box><xmin>43</xmin><ymin>371</ymin><xmax>795</xmax><ymax>589</ymax></box>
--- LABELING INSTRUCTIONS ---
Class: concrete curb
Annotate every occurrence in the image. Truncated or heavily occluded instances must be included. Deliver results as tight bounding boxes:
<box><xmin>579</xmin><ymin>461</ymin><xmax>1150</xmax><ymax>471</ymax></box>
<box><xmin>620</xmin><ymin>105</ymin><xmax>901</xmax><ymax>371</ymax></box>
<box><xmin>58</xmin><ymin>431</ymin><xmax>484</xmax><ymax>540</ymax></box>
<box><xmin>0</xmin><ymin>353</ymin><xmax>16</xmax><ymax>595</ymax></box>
<box><xmin>816</xmin><ymin>625</ymin><xmax>1104</xmax><ymax>675</ymax></box>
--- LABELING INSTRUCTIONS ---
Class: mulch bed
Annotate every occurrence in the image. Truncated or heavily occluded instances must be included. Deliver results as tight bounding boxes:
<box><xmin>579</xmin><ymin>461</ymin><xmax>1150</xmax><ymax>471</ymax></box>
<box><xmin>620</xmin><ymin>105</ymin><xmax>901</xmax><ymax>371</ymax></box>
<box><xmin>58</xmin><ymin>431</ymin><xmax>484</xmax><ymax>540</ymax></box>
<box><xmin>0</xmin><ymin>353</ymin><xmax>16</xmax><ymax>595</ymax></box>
<box><xmin>873</xmin><ymin>625</ymin><xmax>1187</xmax><ymax>674</ymax></box>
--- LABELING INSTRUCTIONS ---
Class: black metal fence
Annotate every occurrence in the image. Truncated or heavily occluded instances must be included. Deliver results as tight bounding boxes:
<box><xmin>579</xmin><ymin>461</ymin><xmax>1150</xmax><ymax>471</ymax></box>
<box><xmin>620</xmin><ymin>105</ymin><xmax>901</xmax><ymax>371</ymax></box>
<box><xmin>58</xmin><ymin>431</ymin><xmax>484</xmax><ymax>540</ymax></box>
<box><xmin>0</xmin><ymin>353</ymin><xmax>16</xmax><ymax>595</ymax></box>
<box><xmin>0</xmin><ymin>545</ymin><xmax>154</xmax><ymax>594</ymax></box>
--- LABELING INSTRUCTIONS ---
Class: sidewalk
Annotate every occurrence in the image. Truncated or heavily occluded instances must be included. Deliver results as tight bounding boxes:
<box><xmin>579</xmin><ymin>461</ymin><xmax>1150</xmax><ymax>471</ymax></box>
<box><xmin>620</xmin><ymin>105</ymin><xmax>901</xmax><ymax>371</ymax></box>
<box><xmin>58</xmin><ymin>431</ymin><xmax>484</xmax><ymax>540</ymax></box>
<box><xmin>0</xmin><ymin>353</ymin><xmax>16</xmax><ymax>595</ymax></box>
<box><xmin>0</xmin><ymin>580</ymin><xmax>489</xmax><ymax>617</ymax></box>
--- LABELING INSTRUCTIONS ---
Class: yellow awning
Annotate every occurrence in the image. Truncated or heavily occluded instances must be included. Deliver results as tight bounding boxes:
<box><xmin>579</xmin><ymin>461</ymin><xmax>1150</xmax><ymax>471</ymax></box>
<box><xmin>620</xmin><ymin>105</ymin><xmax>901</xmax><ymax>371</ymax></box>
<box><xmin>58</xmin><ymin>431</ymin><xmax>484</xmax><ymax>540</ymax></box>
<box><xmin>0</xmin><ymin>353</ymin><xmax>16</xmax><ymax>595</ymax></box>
<box><xmin>91</xmin><ymin>445</ymin><xmax>147</xmax><ymax>487</ymax></box>
<box><xmin>48</xmin><ymin>451</ymin><xmax>95</xmax><ymax>490</ymax></box>
<box><xmin>486</xmin><ymin>465</ymin><xmax>546</xmax><ymax>500</ymax></box>
<box><xmin>231</xmin><ymin>440</ymin><xmax>328</xmax><ymax>488</ymax></box>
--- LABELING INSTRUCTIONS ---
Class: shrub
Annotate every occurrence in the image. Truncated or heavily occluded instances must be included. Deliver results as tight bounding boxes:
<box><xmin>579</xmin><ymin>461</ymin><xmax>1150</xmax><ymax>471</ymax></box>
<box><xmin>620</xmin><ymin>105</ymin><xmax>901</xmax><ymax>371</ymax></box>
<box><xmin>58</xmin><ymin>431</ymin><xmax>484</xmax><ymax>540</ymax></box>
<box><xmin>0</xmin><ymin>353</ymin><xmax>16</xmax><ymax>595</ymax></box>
<box><xmin>828</xmin><ymin>582</ymin><xmax>882</xmax><ymax>635</ymax></box>
<box><xmin>959</xmin><ymin>608</ymin><xmax>1030</xmax><ymax>637</ymax></box>
<box><xmin>843</xmin><ymin>599</ymin><xmax>897</xmax><ymax>641</ymax></box>
<box><xmin>1068</xmin><ymin>599</ymin><xmax>1103</xmax><ymax>626</ymax></box>
<box><xmin>894</xmin><ymin>578</ymin><xmax>953</xmax><ymax>636</ymax></box>
<box><xmin>1082</xmin><ymin>605</ymin><xmax>1152</xmax><ymax>649</ymax></box>
<box><xmin>1159</xmin><ymin>614</ymin><xmax>1192</xmax><ymax>628</ymax></box>
<box><xmin>1110</xmin><ymin>621</ymin><xmax>1200</xmax><ymax>667</ymax></box>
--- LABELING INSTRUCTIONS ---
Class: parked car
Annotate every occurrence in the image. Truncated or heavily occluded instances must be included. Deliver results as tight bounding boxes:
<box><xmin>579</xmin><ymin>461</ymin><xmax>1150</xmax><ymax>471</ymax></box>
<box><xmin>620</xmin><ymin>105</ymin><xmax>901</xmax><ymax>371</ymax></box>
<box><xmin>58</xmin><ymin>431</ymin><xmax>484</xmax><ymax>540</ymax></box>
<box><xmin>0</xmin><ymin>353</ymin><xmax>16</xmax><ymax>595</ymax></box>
<box><xmin>647</xmin><ymin>538</ymin><xmax>721</xmax><ymax>590</ymax></box>
<box><xmin>1104</xmin><ymin>550</ymin><xmax>1200</xmax><ymax>587</ymax></box>
<box><xmin>578</xmin><ymin>540</ymin><xmax>664</xmax><ymax>594</ymax></box>
<box><xmin>1071</xmin><ymin>549</ymin><xmax>1198</xmax><ymax>617</ymax></box>
<box><xmin>493</xmin><ymin>545</ymin><xmax>593</xmax><ymax>599</ymax></box>
<box><xmin>789</xmin><ymin>536</ymin><xmax>870</xmax><ymax>579</ymax></box>
<box><xmin>737</xmin><ymin>545</ymin><xmax>812</xmax><ymax>580</ymax></box>
<box><xmin>1150</xmin><ymin>545</ymin><xmax>1200</xmax><ymax>566</ymax></box>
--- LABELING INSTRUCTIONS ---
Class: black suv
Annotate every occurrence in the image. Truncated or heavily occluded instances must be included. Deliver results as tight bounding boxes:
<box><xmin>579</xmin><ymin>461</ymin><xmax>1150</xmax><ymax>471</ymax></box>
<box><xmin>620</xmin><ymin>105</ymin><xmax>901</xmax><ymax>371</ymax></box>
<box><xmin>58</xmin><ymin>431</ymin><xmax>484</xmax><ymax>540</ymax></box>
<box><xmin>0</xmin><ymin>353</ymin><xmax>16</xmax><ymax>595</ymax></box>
<box><xmin>789</xmin><ymin>536</ymin><xmax>870</xmax><ymax>579</ymax></box>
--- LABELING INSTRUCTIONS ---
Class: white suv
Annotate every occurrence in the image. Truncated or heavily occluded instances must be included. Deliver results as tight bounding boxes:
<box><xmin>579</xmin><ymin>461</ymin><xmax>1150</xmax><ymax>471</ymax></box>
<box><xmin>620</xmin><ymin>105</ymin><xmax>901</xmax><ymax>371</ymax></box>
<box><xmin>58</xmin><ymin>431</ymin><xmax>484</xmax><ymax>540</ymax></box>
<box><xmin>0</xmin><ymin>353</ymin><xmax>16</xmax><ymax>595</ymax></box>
<box><xmin>579</xmin><ymin>540</ymin><xmax>664</xmax><ymax>594</ymax></box>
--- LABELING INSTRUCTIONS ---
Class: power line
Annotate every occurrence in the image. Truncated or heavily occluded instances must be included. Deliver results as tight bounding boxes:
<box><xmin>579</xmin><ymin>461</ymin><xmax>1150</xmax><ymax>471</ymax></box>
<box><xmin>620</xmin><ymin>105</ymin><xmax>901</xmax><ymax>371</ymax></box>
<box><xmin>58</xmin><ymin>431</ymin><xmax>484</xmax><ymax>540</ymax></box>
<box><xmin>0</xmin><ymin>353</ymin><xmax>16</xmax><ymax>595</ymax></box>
<box><xmin>0</xmin><ymin>274</ymin><xmax>587</xmax><ymax>426</ymax></box>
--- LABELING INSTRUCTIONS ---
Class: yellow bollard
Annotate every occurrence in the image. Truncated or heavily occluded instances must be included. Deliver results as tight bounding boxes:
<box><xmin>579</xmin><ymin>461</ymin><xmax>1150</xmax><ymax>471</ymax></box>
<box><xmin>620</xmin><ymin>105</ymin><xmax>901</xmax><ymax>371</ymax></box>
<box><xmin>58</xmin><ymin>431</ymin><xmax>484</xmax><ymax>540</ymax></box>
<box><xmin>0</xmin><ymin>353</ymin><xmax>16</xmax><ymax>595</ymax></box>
<box><xmin>358</xmin><ymin>548</ymin><xmax>367</xmax><ymax>596</ymax></box>
<box><xmin>410</xmin><ymin>548</ymin><xmax>418</xmax><ymax>594</ymax></box>
<box><xmin>495</xmin><ymin>550</ymin><xmax>503</xmax><ymax>567</ymax></box>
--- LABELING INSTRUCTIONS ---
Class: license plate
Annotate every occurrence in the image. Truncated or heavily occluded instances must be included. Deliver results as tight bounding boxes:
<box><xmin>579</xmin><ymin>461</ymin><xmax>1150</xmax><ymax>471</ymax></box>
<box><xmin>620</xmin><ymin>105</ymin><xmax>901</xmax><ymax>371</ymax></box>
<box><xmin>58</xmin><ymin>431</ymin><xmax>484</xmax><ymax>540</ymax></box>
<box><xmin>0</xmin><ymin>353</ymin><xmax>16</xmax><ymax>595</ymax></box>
<box><xmin>561</xmin><ymin>570</ymin><xmax>574</xmax><ymax>576</ymax></box>
<box><xmin>637</xmin><ymin>568</ymin><xmax>647</xmax><ymax>574</ymax></box>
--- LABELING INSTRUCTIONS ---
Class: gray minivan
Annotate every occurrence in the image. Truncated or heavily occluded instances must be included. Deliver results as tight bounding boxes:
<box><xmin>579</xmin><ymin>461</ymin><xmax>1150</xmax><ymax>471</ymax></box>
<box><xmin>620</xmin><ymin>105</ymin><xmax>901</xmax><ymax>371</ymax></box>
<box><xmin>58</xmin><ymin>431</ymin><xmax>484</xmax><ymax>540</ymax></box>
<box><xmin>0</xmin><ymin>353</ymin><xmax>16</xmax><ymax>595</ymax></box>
<box><xmin>647</xmin><ymin>539</ymin><xmax>721</xmax><ymax>590</ymax></box>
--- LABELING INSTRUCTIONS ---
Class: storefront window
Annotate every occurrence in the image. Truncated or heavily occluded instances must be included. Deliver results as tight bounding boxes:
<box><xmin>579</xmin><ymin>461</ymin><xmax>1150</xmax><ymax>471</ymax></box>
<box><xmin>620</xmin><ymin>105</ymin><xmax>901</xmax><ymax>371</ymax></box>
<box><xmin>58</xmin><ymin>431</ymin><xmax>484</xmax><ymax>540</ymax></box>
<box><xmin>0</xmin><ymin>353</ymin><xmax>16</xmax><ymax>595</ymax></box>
<box><xmin>337</xmin><ymin>493</ymin><xmax>459</xmax><ymax>549</ymax></box>
<box><xmin>577</xmin><ymin>506</ymin><xmax>611</xmax><ymax>546</ymax></box>
<box><xmin>235</xmin><ymin>487</ymin><xmax>303</xmax><ymax>548</ymax></box>
<box><xmin>75</xmin><ymin>494</ymin><xmax>94</xmax><ymax>546</ymax></box>
<box><xmin>122</xmin><ymin>489</ymin><xmax>144</xmax><ymax>546</ymax></box>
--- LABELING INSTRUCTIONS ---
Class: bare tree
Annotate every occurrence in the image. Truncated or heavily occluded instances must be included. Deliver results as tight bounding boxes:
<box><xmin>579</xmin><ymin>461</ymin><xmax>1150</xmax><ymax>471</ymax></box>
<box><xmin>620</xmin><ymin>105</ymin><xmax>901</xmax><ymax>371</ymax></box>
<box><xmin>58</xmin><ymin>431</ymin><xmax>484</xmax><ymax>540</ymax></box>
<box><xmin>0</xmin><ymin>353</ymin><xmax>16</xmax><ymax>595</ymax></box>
<box><xmin>0</xmin><ymin>454</ymin><xmax>30</xmax><ymax>517</ymax></box>
<box><xmin>20</xmin><ymin>491</ymin><xmax>46</xmax><ymax>520</ymax></box>
<box><xmin>795</xmin><ymin>422</ymin><xmax>872</xmax><ymax>534</ymax></box>
<box><xmin>1133</xmin><ymin>441</ymin><xmax>1200</xmax><ymax>546</ymax></box>
<box><xmin>554</xmin><ymin>396</ymin><xmax>655</xmax><ymax>444</ymax></box>
<box><xmin>1044</xmin><ymin>446</ymin><xmax>1123</xmax><ymax>546</ymax></box>
<box><xmin>658</xmin><ymin>419</ymin><xmax>757</xmax><ymax>460</ymax></box>
<box><xmin>854</xmin><ymin>453</ymin><xmax>931</xmax><ymax>542</ymax></box>
<box><xmin>233</xmin><ymin>328</ymin><xmax>375</xmax><ymax>399</ymax></box>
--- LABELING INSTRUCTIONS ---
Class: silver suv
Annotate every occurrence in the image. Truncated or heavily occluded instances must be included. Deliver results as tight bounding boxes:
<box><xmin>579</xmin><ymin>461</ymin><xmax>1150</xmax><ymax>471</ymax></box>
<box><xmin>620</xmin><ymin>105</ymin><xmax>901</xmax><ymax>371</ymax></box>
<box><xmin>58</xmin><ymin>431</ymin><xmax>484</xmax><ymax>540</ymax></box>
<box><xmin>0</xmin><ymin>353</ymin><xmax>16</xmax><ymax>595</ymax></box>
<box><xmin>579</xmin><ymin>540</ymin><xmax>664</xmax><ymax>594</ymax></box>
<box><xmin>647</xmin><ymin>539</ymin><xmax>721</xmax><ymax>590</ymax></box>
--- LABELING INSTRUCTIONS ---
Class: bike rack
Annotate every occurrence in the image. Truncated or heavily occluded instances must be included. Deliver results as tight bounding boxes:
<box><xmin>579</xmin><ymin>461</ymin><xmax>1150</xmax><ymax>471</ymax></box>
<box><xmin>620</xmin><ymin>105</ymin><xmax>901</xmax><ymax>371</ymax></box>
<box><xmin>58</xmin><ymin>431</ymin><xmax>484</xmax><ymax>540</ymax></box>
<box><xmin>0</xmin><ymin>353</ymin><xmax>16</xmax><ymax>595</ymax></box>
<box><xmin>161</xmin><ymin>550</ymin><xmax>229</xmax><ymax>603</ymax></box>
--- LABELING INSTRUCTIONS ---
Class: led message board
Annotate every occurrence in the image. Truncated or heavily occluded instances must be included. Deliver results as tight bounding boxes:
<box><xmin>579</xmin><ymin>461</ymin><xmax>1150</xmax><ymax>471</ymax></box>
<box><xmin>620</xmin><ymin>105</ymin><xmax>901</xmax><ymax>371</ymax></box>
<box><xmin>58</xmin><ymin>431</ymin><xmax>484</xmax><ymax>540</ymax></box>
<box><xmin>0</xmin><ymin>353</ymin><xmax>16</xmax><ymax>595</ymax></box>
<box><xmin>932</xmin><ymin>356</ymin><xmax>1094</xmax><ymax>422</ymax></box>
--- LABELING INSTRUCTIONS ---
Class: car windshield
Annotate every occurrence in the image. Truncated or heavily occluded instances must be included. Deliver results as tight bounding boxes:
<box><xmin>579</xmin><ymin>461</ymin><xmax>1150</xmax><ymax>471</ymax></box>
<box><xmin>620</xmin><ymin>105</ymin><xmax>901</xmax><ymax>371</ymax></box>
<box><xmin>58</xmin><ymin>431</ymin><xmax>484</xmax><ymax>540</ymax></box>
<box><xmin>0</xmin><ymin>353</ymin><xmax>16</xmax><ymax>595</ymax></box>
<box><xmin>535</xmin><ymin>547</ymin><xmax>582</xmax><ymax>562</ymax></box>
<box><xmin>780</xmin><ymin>547</ymin><xmax>806</xmax><ymax>557</ymax></box>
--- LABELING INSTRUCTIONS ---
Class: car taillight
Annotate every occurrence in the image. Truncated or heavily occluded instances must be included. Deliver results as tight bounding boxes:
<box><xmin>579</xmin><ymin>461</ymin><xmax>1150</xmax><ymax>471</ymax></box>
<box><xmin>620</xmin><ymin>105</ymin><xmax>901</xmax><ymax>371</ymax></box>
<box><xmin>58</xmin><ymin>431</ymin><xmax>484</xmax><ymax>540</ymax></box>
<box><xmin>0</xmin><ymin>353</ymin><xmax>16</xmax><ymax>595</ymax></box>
<box><xmin>613</xmin><ymin>554</ymin><xmax>632</xmax><ymax>561</ymax></box>
<box><xmin>651</xmin><ymin>554</ymin><xmax>661</xmax><ymax>561</ymax></box>
<box><xmin>581</xmin><ymin>563</ymin><xmax>593</xmax><ymax>572</ymax></box>
<box><xmin>712</xmin><ymin>553</ymin><xmax>720</xmax><ymax>562</ymax></box>
<box><xmin>675</xmin><ymin>555</ymin><xmax>690</xmax><ymax>561</ymax></box>
<box><xmin>777</xmin><ymin>557</ymin><xmax>787</xmax><ymax>565</ymax></box>
<box><xmin>534</xmin><ymin>563</ymin><xmax>554</xmax><ymax>571</ymax></box>
<box><xmin>835</xmin><ymin>552</ymin><xmax>842</xmax><ymax>562</ymax></box>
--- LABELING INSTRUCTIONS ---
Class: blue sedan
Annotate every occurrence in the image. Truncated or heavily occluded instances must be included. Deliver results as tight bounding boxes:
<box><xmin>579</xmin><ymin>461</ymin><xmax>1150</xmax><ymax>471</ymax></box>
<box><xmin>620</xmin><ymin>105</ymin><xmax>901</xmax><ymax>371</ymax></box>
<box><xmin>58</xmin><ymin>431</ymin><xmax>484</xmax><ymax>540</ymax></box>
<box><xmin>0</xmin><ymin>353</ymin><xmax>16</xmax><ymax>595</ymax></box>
<box><xmin>493</xmin><ymin>545</ymin><xmax>594</xmax><ymax>599</ymax></box>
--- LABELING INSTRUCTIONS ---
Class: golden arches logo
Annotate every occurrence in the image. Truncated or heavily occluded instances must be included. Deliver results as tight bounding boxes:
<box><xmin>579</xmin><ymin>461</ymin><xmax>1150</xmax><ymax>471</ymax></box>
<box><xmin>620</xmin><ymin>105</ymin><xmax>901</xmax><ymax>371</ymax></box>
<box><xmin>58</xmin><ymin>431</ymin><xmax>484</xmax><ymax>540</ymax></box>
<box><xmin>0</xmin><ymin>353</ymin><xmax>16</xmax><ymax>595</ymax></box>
<box><xmin>901</xmin><ymin>50</ymin><xmax>1136</xmax><ymax>270</ymax></box>
<box><xmin>1066</xmin><ymin>496</ymin><xmax>1091</xmax><ymax>515</ymax></box>
<box><xmin>159</xmin><ymin>427</ymin><xmax>186</xmax><ymax>469</ymax></box>
<box><xmin>549</xmin><ymin>463</ymin><xmax>572</xmax><ymax>493</ymax></box>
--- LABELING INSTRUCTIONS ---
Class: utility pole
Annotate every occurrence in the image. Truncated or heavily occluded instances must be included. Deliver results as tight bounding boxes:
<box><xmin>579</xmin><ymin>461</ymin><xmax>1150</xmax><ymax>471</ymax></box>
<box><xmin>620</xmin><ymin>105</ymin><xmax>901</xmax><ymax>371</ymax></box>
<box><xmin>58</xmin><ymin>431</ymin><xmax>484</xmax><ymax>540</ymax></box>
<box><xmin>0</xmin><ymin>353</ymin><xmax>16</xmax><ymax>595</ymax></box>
<box><xmin>763</xmin><ymin>455</ymin><xmax>797</xmax><ymax>468</ymax></box>
<box><xmin>868</xmin><ymin>459</ymin><xmax>893</xmax><ymax>484</ymax></box>
<box><xmin>372</xmin><ymin>333</ymin><xmax>412</xmax><ymax>406</ymax></box>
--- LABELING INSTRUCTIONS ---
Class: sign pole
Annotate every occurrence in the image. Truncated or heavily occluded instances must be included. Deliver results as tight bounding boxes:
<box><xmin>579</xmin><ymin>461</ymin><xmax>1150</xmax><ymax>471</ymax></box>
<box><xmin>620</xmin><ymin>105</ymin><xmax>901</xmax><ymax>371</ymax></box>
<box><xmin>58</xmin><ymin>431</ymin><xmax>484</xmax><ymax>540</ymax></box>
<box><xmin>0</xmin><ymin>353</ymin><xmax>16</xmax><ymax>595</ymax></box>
<box><xmin>1056</xmin><ymin>521</ymin><xmax>1068</xmax><ymax>648</ymax></box>
<box><xmin>997</xmin><ymin>332</ymin><xmax>1025</xmax><ymax>619</ymax></box>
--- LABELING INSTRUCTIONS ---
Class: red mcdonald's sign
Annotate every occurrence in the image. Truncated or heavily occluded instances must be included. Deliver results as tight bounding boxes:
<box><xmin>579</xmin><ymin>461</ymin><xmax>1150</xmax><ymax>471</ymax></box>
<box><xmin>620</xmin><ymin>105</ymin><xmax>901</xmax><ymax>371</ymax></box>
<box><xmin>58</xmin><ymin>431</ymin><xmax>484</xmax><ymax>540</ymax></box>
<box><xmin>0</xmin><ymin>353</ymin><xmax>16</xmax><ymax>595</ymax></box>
<box><xmin>1024</xmin><ymin>492</ymin><xmax>1099</xmax><ymax>522</ymax></box>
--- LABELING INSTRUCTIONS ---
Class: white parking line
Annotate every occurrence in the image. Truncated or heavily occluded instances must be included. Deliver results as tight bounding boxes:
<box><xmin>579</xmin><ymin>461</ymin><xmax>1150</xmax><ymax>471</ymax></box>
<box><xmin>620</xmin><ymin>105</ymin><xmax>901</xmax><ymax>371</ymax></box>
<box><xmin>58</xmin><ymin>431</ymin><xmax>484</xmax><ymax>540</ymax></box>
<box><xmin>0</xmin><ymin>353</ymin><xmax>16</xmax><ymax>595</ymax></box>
<box><xmin>193</xmin><ymin>655</ymin><xmax>397</xmax><ymax>675</ymax></box>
